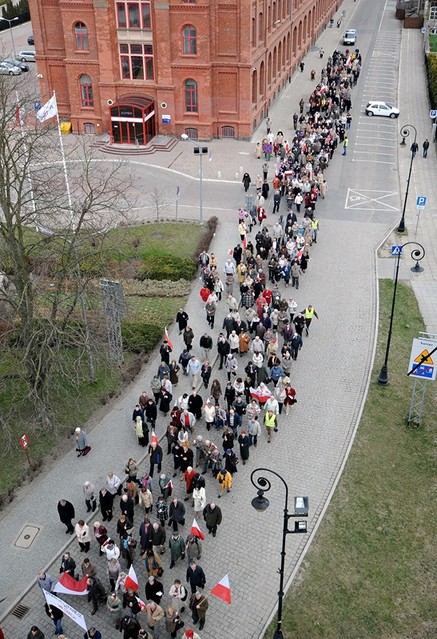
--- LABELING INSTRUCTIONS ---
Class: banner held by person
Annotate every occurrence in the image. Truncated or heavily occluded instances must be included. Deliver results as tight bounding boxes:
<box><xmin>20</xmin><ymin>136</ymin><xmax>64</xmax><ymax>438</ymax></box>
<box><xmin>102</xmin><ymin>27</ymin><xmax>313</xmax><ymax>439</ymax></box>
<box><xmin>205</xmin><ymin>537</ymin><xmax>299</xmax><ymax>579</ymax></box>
<box><xmin>43</xmin><ymin>589</ymin><xmax>88</xmax><ymax>631</ymax></box>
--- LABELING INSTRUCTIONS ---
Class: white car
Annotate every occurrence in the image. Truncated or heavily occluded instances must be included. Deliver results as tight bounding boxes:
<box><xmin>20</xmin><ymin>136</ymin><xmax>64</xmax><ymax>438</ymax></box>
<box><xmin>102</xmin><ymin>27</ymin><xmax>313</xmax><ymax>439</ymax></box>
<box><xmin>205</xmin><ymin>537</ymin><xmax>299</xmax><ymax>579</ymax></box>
<box><xmin>0</xmin><ymin>61</ymin><xmax>21</xmax><ymax>75</ymax></box>
<box><xmin>343</xmin><ymin>29</ymin><xmax>357</xmax><ymax>45</ymax></box>
<box><xmin>365</xmin><ymin>101</ymin><xmax>400</xmax><ymax>118</ymax></box>
<box><xmin>18</xmin><ymin>50</ymin><xmax>36</xmax><ymax>62</ymax></box>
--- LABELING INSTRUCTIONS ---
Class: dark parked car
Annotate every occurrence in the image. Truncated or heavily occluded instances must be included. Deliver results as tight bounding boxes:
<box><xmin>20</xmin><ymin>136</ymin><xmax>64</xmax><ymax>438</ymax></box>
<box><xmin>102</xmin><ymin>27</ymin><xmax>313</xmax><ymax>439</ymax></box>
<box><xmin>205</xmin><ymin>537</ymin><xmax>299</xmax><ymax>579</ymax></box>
<box><xmin>27</xmin><ymin>35</ymin><xmax>34</xmax><ymax>45</ymax></box>
<box><xmin>3</xmin><ymin>58</ymin><xmax>29</xmax><ymax>72</ymax></box>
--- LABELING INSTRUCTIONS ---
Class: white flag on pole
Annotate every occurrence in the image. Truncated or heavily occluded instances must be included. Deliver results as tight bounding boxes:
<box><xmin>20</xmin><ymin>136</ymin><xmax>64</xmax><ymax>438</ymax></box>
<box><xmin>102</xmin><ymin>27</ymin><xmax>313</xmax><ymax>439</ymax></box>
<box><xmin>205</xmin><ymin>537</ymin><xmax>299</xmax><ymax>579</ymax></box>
<box><xmin>36</xmin><ymin>94</ymin><xmax>58</xmax><ymax>122</ymax></box>
<box><xmin>43</xmin><ymin>589</ymin><xmax>88</xmax><ymax>631</ymax></box>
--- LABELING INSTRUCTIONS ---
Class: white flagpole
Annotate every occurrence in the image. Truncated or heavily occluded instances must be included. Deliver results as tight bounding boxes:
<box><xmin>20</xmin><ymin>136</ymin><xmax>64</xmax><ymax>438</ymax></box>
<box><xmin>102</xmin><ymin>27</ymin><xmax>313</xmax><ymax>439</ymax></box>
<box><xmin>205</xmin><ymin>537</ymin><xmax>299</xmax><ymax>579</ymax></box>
<box><xmin>53</xmin><ymin>91</ymin><xmax>74</xmax><ymax>230</ymax></box>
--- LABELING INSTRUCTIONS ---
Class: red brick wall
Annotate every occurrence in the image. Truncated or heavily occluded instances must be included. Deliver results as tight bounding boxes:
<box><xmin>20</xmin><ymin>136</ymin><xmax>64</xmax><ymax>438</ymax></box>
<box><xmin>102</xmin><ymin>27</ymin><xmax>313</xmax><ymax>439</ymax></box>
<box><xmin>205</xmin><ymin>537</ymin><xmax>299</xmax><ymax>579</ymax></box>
<box><xmin>30</xmin><ymin>0</ymin><xmax>337</xmax><ymax>139</ymax></box>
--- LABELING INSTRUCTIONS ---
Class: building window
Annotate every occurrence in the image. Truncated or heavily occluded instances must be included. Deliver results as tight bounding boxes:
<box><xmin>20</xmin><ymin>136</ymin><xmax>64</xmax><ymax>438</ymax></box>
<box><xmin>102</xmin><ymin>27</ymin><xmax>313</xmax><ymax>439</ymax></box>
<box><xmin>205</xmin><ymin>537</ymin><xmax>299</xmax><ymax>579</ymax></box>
<box><xmin>80</xmin><ymin>75</ymin><xmax>93</xmax><ymax>107</ymax></box>
<box><xmin>119</xmin><ymin>43</ymin><xmax>154</xmax><ymax>80</ymax></box>
<box><xmin>258</xmin><ymin>12</ymin><xmax>264</xmax><ymax>41</ymax></box>
<box><xmin>182</xmin><ymin>24</ymin><xmax>197</xmax><ymax>54</ymax></box>
<box><xmin>430</xmin><ymin>6</ymin><xmax>437</xmax><ymax>18</ymax></box>
<box><xmin>84</xmin><ymin>122</ymin><xmax>96</xmax><ymax>134</ymax></box>
<box><xmin>74</xmin><ymin>22</ymin><xmax>89</xmax><ymax>50</ymax></box>
<box><xmin>185</xmin><ymin>127</ymin><xmax>198</xmax><ymax>139</ymax></box>
<box><xmin>182</xmin><ymin>0</ymin><xmax>196</xmax><ymax>3</ymax></box>
<box><xmin>221</xmin><ymin>126</ymin><xmax>235</xmax><ymax>139</ymax></box>
<box><xmin>116</xmin><ymin>1</ymin><xmax>151</xmax><ymax>29</ymax></box>
<box><xmin>184</xmin><ymin>79</ymin><xmax>198</xmax><ymax>113</ymax></box>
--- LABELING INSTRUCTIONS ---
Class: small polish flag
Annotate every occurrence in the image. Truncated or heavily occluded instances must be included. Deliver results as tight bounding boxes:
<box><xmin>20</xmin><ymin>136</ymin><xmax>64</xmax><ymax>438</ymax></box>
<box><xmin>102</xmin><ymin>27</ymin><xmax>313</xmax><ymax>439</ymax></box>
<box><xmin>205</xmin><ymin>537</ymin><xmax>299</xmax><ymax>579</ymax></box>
<box><xmin>53</xmin><ymin>573</ymin><xmax>88</xmax><ymax>596</ymax></box>
<box><xmin>150</xmin><ymin>430</ymin><xmax>159</xmax><ymax>445</ymax></box>
<box><xmin>136</xmin><ymin>595</ymin><xmax>146</xmax><ymax>610</ymax></box>
<box><xmin>124</xmin><ymin>565</ymin><xmax>139</xmax><ymax>592</ymax></box>
<box><xmin>190</xmin><ymin>517</ymin><xmax>205</xmax><ymax>540</ymax></box>
<box><xmin>164</xmin><ymin>327</ymin><xmax>174</xmax><ymax>350</ymax></box>
<box><xmin>210</xmin><ymin>574</ymin><xmax>232</xmax><ymax>604</ymax></box>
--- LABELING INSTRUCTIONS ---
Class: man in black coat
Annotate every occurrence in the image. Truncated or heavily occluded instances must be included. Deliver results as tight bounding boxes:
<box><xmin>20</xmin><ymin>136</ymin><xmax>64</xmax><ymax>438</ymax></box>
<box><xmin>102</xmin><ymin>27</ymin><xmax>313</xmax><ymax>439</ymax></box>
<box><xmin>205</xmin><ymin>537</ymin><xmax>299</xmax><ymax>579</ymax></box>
<box><xmin>87</xmin><ymin>577</ymin><xmax>107</xmax><ymax>615</ymax></box>
<box><xmin>145</xmin><ymin>575</ymin><xmax>164</xmax><ymax>605</ymax></box>
<box><xmin>149</xmin><ymin>441</ymin><xmax>163</xmax><ymax>478</ymax></box>
<box><xmin>188</xmin><ymin>391</ymin><xmax>203</xmax><ymax>420</ymax></box>
<box><xmin>99</xmin><ymin>488</ymin><xmax>114</xmax><ymax>522</ymax></box>
<box><xmin>139</xmin><ymin>517</ymin><xmax>153</xmax><ymax>554</ymax></box>
<box><xmin>203</xmin><ymin>502</ymin><xmax>222</xmax><ymax>537</ymax></box>
<box><xmin>57</xmin><ymin>499</ymin><xmax>75</xmax><ymax>534</ymax></box>
<box><xmin>168</xmin><ymin>498</ymin><xmax>186</xmax><ymax>532</ymax></box>
<box><xmin>120</xmin><ymin>495</ymin><xmax>135</xmax><ymax>523</ymax></box>
<box><xmin>159</xmin><ymin>340</ymin><xmax>172</xmax><ymax>365</ymax></box>
<box><xmin>217</xmin><ymin>334</ymin><xmax>231</xmax><ymax>369</ymax></box>
<box><xmin>186</xmin><ymin>561</ymin><xmax>206</xmax><ymax>593</ymax></box>
<box><xmin>120</xmin><ymin>614</ymin><xmax>141</xmax><ymax>639</ymax></box>
<box><xmin>60</xmin><ymin>552</ymin><xmax>76</xmax><ymax>577</ymax></box>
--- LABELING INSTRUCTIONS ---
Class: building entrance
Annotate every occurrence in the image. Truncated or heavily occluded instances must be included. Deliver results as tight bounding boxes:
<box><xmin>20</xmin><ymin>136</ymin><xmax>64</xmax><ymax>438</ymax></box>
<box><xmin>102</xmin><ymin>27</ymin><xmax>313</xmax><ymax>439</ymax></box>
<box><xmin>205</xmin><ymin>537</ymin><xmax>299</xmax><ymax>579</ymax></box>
<box><xmin>110</xmin><ymin>96</ymin><xmax>155</xmax><ymax>145</ymax></box>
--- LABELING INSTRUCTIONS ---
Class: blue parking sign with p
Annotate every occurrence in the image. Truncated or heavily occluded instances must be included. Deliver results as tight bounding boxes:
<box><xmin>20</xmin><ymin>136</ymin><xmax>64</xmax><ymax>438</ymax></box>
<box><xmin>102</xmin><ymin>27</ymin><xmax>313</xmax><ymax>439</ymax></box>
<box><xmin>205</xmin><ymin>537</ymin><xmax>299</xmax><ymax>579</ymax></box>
<box><xmin>416</xmin><ymin>196</ymin><xmax>426</xmax><ymax>207</ymax></box>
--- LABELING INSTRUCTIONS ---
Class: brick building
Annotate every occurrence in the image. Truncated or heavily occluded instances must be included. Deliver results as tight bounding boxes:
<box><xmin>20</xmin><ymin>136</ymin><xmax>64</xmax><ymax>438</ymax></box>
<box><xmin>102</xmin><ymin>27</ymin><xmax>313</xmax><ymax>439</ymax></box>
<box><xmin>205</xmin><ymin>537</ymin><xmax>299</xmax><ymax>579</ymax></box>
<box><xmin>29</xmin><ymin>0</ymin><xmax>337</xmax><ymax>142</ymax></box>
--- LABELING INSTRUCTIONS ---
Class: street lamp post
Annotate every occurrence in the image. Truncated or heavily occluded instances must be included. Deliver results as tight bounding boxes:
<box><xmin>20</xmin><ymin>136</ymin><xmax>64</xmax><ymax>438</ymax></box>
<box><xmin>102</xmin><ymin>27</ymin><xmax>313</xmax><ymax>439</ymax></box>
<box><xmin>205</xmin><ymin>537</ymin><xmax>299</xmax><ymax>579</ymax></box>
<box><xmin>250</xmin><ymin>468</ymin><xmax>308</xmax><ymax>639</ymax></box>
<box><xmin>0</xmin><ymin>17</ymin><xmax>19</xmax><ymax>60</ymax></box>
<box><xmin>180</xmin><ymin>133</ymin><xmax>208</xmax><ymax>223</ymax></box>
<box><xmin>397</xmin><ymin>124</ymin><xmax>417</xmax><ymax>233</ymax></box>
<box><xmin>377</xmin><ymin>241</ymin><xmax>425</xmax><ymax>385</ymax></box>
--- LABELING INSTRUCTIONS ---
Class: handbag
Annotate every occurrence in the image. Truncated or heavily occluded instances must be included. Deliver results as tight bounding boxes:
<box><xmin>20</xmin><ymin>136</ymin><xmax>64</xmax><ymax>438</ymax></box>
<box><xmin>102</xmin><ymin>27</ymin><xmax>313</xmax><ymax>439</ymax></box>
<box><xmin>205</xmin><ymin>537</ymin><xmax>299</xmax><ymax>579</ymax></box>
<box><xmin>175</xmin><ymin>618</ymin><xmax>185</xmax><ymax>630</ymax></box>
<box><xmin>157</xmin><ymin>566</ymin><xmax>164</xmax><ymax>577</ymax></box>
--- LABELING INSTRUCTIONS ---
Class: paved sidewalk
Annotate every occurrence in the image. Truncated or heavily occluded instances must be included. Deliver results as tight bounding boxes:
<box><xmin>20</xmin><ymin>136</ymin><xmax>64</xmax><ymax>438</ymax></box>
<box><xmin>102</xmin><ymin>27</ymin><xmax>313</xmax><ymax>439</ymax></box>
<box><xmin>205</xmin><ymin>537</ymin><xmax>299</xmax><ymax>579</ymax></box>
<box><xmin>378</xmin><ymin>27</ymin><xmax>437</xmax><ymax>334</ymax></box>
<box><xmin>1</xmin><ymin>2</ymin><xmax>436</xmax><ymax>639</ymax></box>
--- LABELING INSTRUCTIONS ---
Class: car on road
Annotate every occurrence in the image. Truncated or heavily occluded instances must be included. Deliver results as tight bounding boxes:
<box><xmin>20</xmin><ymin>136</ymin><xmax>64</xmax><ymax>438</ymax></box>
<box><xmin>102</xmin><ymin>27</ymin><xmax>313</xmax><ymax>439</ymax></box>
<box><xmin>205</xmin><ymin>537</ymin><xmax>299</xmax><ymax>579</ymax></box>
<box><xmin>365</xmin><ymin>101</ymin><xmax>400</xmax><ymax>118</ymax></box>
<box><xmin>18</xmin><ymin>50</ymin><xmax>36</xmax><ymax>62</ymax></box>
<box><xmin>343</xmin><ymin>29</ymin><xmax>357</xmax><ymax>45</ymax></box>
<box><xmin>27</xmin><ymin>35</ymin><xmax>34</xmax><ymax>45</ymax></box>
<box><xmin>2</xmin><ymin>58</ymin><xmax>29</xmax><ymax>72</ymax></box>
<box><xmin>0</xmin><ymin>61</ymin><xmax>21</xmax><ymax>76</ymax></box>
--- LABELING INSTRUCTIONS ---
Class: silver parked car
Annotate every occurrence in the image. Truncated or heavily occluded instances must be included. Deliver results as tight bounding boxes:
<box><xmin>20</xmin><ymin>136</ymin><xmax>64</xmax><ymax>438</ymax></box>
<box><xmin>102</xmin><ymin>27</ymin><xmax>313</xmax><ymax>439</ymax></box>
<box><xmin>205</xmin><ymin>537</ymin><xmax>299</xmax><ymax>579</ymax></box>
<box><xmin>2</xmin><ymin>58</ymin><xmax>29</xmax><ymax>72</ymax></box>
<box><xmin>18</xmin><ymin>50</ymin><xmax>36</xmax><ymax>62</ymax></box>
<box><xmin>0</xmin><ymin>61</ymin><xmax>21</xmax><ymax>75</ymax></box>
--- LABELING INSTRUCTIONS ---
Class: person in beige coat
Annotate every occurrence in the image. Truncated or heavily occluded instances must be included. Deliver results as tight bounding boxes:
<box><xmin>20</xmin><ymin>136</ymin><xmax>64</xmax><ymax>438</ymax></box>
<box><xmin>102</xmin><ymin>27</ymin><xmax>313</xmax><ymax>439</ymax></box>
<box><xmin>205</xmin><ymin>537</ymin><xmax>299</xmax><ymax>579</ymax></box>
<box><xmin>145</xmin><ymin>601</ymin><xmax>164</xmax><ymax>632</ymax></box>
<box><xmin>75</xmin><ymin>520</ymin><xmax>91</xmax><ymax>553</ymax></box>
<box><xmin>138</xmin><ymin>486</ymin><xmax>153</xmax><ymax>514</ymax></box>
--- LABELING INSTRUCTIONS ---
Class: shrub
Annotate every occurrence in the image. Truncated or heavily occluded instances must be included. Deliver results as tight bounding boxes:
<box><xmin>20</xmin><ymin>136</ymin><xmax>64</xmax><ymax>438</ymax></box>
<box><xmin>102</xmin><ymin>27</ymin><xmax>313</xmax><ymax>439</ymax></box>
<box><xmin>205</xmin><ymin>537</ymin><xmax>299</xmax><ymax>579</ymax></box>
<box><xmin>138</xmin><ymin>255</ymin><xmax>196</xmax><ymax>281</ymax></box>
<box><xmin>425</xmin><ymin>52</ymin><xmax>437</xmax><ymax>109</ymax></box>
<box><xmin>121</xmin><ymin>320</ymin><xmax>162</xmax><ymax>353</ymax></box>
<box><xmin>194</xmin><ymin>216</ymin><xmax>218</xmax><ymax>258</ymax></box>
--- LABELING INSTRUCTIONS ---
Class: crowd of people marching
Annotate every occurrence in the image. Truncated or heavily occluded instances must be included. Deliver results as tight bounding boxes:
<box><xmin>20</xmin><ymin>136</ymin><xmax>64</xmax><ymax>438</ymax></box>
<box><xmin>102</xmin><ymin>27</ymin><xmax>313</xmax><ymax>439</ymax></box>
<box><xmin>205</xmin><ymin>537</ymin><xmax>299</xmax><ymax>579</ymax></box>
<box><xmin>26</xmin><ymin>45</ymin><xmax>360</xmax><ymax>639</ymax></box>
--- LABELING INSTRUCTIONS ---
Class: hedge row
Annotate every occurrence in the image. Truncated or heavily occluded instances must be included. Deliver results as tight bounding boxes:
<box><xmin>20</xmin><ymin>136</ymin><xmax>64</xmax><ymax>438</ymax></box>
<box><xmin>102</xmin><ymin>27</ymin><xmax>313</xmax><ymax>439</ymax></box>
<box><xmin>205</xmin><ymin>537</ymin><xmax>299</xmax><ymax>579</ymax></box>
<box><xmin>425</xmin><ymin>52</ymin><xmax>437</xmax><ymax>109</ymax></box>
<box><xmin>121</xmin><ymin>321</ymin><xmax>162</xmax><ymax>353</ymax></box>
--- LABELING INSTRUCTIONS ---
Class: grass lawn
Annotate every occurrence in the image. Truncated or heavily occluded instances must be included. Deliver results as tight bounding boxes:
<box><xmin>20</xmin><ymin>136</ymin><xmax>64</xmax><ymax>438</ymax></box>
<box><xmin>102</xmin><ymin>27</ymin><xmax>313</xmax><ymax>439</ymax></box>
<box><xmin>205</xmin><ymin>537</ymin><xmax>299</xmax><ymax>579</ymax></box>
<box><xmin>430</xmin><ymin>34</ymin><xmax>437</xmax><ymax>53</ymax></box>
<box><xmin>277</xmin><ymin>280</ymin><xmax>437</xmax><ymax>639</ymax></box>
<box><xmin>0</xmin><ymin>222</ymin><xmax>204</xmax><ymax>502</ymax></box>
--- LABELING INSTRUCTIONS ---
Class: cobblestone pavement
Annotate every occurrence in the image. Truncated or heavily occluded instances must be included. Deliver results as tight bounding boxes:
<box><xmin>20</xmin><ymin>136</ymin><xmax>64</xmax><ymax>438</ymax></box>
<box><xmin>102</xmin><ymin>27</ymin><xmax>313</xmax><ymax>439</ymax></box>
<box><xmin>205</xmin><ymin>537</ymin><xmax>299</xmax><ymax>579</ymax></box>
<box><xmin>1</xmin><ymin>0</ymin><xmax>436</xmax><ymax>637</ymax></box>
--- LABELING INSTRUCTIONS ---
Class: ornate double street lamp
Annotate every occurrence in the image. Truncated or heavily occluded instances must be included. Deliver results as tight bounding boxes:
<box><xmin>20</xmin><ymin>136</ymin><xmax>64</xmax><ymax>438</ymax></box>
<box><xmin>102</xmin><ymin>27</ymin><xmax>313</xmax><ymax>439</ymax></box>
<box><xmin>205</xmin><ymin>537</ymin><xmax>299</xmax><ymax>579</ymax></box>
<box><xmin>377</xmin><ymin>242</ymin><xmax>425</xmax><ymax>385</ymax></box>
<box><xmin>397</xmin><ymin>123</ymin><xmax>418</xmax><ymax>233</ymax></box>
<box><xmin>251</xmin><ymin>468</ymin><xmax>309</xmax><ymax>639</ymax></box>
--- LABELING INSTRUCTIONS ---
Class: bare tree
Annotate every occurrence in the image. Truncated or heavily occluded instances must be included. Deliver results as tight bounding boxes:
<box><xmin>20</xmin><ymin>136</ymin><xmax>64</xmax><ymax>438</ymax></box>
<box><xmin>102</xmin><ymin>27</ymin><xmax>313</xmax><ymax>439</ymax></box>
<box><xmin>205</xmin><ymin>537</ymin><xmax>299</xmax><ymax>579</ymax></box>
<box><xmin>147</xmin><ymin>186</ymin><xmax>170</xmax><ymax>221</ymax></box>
<box><xmin>0</xmin><ymin>76</ymin><xmax>133</xmax><ymax>435</ymax></box>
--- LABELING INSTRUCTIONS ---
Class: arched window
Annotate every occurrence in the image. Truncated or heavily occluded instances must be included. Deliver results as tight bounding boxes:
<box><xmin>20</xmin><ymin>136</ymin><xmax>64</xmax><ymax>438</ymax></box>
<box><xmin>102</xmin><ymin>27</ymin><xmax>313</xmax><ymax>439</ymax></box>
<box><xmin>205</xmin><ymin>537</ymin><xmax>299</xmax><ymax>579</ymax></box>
<box><xmin>184</xmin><ymin>79</ymin><xmax>198</xmax><ymax>112</ymax></box>
<box><xmin>258</xmin><ymin>12</ymin><xmax>264</xmax><ymax>41</ymax></box>
<box><xmin>185</xmin><ymin>127</ymin><xmax>198</xmax><ymax>139</ymax></box>
<box><xmin>74</xmin><ymin>22</ymin><xmax>89</xmax><ymax>50</ymax></box>
<box><xmin>251</xmin><ymin>17</ymin><xmax>256</xmax><ymax>47</ymax></box>
<box><xmin>182</xmin><ymin>24</ymin><xmax>197</xmax><ymax>54</ymax></box>
<box><xmin>80</xmin><ymin>75</ymin><xmax>93</xmax><ymax>107</ymax></box>
<box><xmin>221</xmin><ymin>126</ymin><xmax>235</xmax><ymax>139</ymax></box>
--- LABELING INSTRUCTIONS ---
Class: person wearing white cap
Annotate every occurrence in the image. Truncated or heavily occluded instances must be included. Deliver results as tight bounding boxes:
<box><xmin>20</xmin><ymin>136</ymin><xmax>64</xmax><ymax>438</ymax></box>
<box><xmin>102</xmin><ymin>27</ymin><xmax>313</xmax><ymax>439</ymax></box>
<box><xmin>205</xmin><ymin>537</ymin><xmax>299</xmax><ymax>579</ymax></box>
<box><xmin>75</xmin><ymin>428</ymin><xmax>88</xmax><ymax>457</ymax></box>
